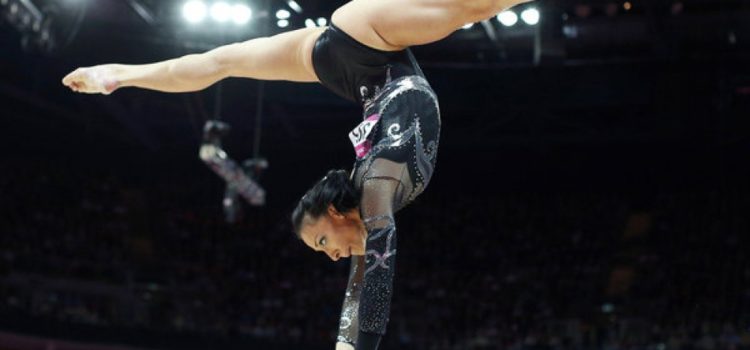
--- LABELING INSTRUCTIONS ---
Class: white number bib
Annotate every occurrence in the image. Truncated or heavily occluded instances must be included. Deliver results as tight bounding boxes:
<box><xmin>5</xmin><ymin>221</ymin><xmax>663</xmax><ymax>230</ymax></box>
<box><xmin>349</xmin><ymin>114</ymin><xmax>380</xmax><ymax>159</ymax></box>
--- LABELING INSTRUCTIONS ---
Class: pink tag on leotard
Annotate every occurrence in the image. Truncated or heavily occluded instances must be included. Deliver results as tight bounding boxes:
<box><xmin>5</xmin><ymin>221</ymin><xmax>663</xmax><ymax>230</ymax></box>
<box><xmin>349</xmin><ymin>114</ymin><xmax>380</xmax><ymax>159</ymax></box>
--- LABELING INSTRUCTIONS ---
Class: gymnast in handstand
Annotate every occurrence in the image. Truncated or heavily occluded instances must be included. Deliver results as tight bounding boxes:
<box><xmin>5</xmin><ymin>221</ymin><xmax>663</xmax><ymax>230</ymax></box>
<box><xmin>62</xmin><ymin>0</ymin><xmax>532</xmax><ymax>348</ymax></box>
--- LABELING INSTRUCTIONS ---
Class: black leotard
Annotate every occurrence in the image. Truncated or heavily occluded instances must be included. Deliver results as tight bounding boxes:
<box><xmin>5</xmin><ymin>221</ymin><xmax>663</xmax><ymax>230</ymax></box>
<box><xmin>311</xmin><ymin>23</ymin><xmax>441</xmax><ymax>350</ymax></box>
<box><xmin>312</xmin><ymin>23</ymin><xmax>424</xmax><ymax>106</ymax></box>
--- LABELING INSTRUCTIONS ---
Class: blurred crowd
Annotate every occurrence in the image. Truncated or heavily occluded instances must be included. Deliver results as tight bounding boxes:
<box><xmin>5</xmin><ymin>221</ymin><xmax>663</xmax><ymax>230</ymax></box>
<box><xmin>1</xmin><ymin>163</ymin><xmax>749</xmax><ymax>350</ymax></box>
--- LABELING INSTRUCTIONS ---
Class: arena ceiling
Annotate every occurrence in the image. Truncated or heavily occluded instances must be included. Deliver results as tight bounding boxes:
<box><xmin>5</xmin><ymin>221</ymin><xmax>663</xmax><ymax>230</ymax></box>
<box><xmin>2</xmin><ymin>0</ymin><xmax>749</xmax><ymax>64</ymax></box>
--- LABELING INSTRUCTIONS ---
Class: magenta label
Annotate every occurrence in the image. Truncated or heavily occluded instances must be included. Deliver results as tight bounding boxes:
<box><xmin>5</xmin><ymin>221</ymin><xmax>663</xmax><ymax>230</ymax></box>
<box><xmin>349</xmin><ymin>114</ymin><xmax>380</xmax><ymax>159</ymax></box>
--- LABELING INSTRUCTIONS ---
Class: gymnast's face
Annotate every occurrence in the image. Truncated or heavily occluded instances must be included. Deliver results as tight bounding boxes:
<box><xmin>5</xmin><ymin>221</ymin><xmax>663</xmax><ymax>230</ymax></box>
<box><xmin>299</xmin><ymin>205</ymin><xmax>367</xmax><ymax>261</ymax></box>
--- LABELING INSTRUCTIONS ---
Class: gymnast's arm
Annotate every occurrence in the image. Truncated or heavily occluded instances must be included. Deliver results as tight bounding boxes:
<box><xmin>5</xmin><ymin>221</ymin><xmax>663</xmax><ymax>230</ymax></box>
<box><xmin>61</xmin><ymin>27</ymin><xmax>324</xmax><ymax>94</ymax></box>
<box><xmin>336</xmin><ymin>255</ymin><xmax>365</xmax><ymax>350</ymax></box>
<box><xmin>353</xmin><ymin>177</ymin><xmax>402</xmax><ymax>350</ymax></box>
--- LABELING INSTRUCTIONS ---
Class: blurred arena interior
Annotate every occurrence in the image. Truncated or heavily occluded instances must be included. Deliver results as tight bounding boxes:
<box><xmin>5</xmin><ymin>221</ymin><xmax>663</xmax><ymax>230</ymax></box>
<box><xmin>1</xmin><ymin>0</ymin><xmax>749</xmax><ymax>349</ymax></box>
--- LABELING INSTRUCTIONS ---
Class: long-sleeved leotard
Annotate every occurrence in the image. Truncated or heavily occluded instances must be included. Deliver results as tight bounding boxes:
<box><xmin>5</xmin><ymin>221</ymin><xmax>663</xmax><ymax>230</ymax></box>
<box><xmin>337</xmin><ymin>254</ymin><xmax>365</xmax><ymax>344</ymax></box>
<box><xmin>339</xmin><ymin>75</ymin><xmax>441</xmax><ymax>349</ymax></box>
<box><xmin>312</xmin><ymin>23</ymin><xmax>440</xmax><ymax>349</ymax></box>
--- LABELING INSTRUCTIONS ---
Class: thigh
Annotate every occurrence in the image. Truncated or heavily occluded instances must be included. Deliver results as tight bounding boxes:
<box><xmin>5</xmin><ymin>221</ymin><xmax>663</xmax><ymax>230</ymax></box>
<box><xmin>331</xmin><ymin>0</ymin><xmax>522</xmax><ymax>50</ymax></box>
<box><xmin>223</xmin><ymin>27</ymin><xmax>325</xmax><ymax>82</ymax></box>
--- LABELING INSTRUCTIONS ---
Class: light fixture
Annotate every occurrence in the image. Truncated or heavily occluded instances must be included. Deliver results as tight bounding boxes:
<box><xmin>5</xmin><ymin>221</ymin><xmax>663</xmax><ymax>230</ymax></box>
<box><xmin>210</xmin><ymin>2</ymin><xmax>232</xmax><ymax>23</ymax></box>
<box><xmin>182</xmin><ymin>0</ymin><xmax>207</xmax><ymax>23</ymax></box>
<box><xmin>231</xmin><ymin>4</ymin><xmax>251</xmax><ymax>25</ymax></box>
<box><xmin>497</xmin><ymin>10</ymin><xmax>518</xmax><ymax>26</ymax></box>
<box><xmin>276</xmin><ymin>9</ymin><xmax>290</xmax><ymax>19</ymax></box>
<box><xmin>287</xmin><ymin>0</ymin><xmax>302</xmax><ymax>13</ymax></box>
<box><xmin>520</xmin><ymin>8</ymin><xmax>539</xmax><ymax>25</ymax></box>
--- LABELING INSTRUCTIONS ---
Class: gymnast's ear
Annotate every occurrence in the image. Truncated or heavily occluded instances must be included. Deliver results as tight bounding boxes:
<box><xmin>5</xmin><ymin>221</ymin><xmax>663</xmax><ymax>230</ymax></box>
<box><xmin>327</xmin><ymin>204</ymin><xmax>345</xmax><ymax>218</ymax></box>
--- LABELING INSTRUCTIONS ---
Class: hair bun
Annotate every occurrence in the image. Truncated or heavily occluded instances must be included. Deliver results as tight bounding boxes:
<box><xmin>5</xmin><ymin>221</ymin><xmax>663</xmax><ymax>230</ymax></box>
<box><xmin>291</xmin><ymin>169</ymin><xmax>361</xmax><ymax>235</ymax></box>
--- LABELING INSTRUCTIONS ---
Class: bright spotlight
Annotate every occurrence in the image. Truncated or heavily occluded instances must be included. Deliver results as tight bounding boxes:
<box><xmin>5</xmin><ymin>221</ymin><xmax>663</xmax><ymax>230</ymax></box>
<box><xmin>210</xmin><ymin>2</ymin><xmax>232</xmax><ymax>22</ymax></box>
<box><xmin>304</xmin><ymin>18</ymin><xmax>316</xmax><ymax>28</ymax></box>
<box><xmin>276</xmin><ymin>9</ymin><xmax>290</xmax><ymax>19</ymax></box>
<box><xmin>183</xmin><ymin>1</ymin><xmax>207</xmax><ymax>23</ymax></box>
<box><xmin>232</xmin><ymin>4</ymin><xmax>252</xmax><ymax>25</ymax></box>
<box><xmin>317</xmin><ymin>17</ymin><xmax>327</xmax><ymax>26</ymax></box>
<box><xmin>277</xmin><ymin>19</ymin><xmax>289</xmax><ymax>28</ymax></box>
<box><xmin>462</xmin><ymin>23</ymin><xmax>474</xmax><ymax>30</ymax></box>
<box><xmin>497</xmin><ymin>11</ymin><xmax>518</xmax><ymax>26</ymax></box>
<box><xmin>521</xmin><ymin>8</ymin><xmax>540</xmax><ymax>25</ymax></box>
<box><xmin>287</xmin><ymin>0</ymin><xmax>302</xmax><ymax>14</ymax></box>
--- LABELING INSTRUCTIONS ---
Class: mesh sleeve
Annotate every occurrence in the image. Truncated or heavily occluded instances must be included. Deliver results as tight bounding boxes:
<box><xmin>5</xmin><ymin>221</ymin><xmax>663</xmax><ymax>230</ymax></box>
<box><xmin>337</xmin><ymin>255</ymin><xmax>365</xmax><ymax>345</ymax></box>
<box><xmin>357</xmin><ymin>175</ymin><xmax>402</xmax><ymax>338</ymax></box>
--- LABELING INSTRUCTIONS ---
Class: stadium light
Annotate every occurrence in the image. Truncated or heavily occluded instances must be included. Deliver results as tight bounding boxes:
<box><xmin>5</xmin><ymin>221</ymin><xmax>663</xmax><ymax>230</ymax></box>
<box><xmin>316</xmin><ymin>17</ymin><xmax>327</xmax><ymax>26</ymax></box>
<box><xmin>520</xmin><ymin>8</ymin><xmax>540</xmax><ymax>25</ymax></box>
<box><xmin>462</xmin><ymin>23</ymin><xmax>474</xmax><ymax>30</ymax></box>
<box><xmin>304</xmin><ymin>18</ymin><xmax>315</xmax><ymax>28</ymax></box>
<box><xmin>497</xmin><ymin>10</ymin><xmax>518</xmax><ymax>27</ymax></box>
<box><xmin>182</xmin><ymin>0</ymin><xmax>207</xmax><ymax>23</ymax></box>
<box><xmin>286</xmin><ymin>0</ymin><xmax>302</xmax><ymax>13</ymax></box>
<box><xmin>275</xmin><ymin>9</ymin><xmax>290</xmax><ymax>20</ymax></box>
<box><xmin>232</xmin><ymin>4</ymin><xmax>251</xmax><ymax>25</ymax></box>
<box><xmin>210</xmin><ymin>2</ymin><xmax>232</xmax><ymax>23</ymax></box>
<box><xmin>277</xmin><ymin>19</ymin><xmax>289</xmax><ymax>28</ymax></box>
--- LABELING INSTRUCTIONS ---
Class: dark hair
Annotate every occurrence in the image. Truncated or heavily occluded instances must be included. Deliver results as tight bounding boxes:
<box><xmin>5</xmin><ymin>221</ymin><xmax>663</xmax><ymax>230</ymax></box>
<box><xmin>291</xmin><ymin>169</ymin><xmax>361</xmax><ymax>237</ymax></box>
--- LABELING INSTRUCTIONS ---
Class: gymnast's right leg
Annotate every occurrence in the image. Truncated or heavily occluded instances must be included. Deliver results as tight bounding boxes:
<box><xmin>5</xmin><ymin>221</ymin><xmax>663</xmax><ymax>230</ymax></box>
<box><xmin>331</xmin><ymin>0</ymin><xmax>533</xmax><ymax>51</ymax></box>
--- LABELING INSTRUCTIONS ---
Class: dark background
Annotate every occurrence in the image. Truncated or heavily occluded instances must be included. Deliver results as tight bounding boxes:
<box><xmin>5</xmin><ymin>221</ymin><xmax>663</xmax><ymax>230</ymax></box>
<box><xmin>1</xmin><ymin>0</ymin><xmax>749</xmax><ymax>349</ymax></box>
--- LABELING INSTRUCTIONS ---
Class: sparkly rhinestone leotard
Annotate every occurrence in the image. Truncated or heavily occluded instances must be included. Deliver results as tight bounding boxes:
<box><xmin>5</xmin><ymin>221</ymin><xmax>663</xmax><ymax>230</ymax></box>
<box><xmin>312</xmin><ymin>23</ymin><xmax>441</xmax><ymax>349</ymax></box>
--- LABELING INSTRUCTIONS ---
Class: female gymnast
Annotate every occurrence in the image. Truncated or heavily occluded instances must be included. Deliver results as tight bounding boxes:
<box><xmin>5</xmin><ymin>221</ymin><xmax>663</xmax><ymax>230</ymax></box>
<box><xmin>62</xmin><ymin>0</ymin><xmax>531</xmax><ymax>348</ymax></box>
